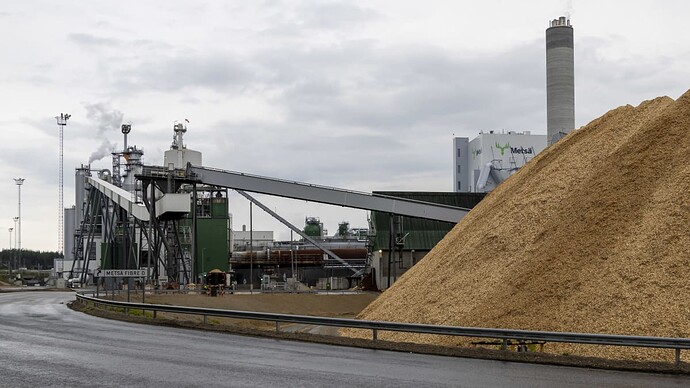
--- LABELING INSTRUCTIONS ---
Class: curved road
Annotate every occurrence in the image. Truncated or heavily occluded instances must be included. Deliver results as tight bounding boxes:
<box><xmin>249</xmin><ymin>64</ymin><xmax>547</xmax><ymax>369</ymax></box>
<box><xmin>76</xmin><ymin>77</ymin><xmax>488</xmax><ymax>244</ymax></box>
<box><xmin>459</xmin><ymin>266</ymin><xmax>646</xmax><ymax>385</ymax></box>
<box><xmin>1</xmin><ymin>292</ymin><xmax>689</xmax><ymax>388</ymax></box>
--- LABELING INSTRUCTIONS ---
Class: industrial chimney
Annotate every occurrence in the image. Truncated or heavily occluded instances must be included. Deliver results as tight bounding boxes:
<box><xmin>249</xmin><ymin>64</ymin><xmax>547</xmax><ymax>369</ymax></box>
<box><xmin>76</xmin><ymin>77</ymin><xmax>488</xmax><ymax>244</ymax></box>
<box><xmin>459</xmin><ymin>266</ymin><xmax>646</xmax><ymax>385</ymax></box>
<box><xmin>546</xmin><ymin>16</ymin><xmax>574</xmax><ymax>145</ymax></box>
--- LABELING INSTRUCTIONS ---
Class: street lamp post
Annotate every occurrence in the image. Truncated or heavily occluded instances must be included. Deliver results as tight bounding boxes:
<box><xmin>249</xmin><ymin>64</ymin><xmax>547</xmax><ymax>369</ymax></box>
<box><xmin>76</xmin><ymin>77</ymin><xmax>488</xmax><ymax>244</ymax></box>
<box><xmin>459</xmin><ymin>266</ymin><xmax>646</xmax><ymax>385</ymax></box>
<box><xmin>8</xmin><ymin>227</ymin><xmax>13</xmax><ymax>276</ymax></box>
<box><xmin>14</xmin><ymin>178</ymin><xmax>24</xmax><ymax>269</ymax></box>
<box><xmin>249</xmin><ymin>202</ymin><xmax>253</xmax><ymax>292</ymax></box>
<box><xmin>13</xmin><ymin>217</ymin><xmax>18</xmax><ymax>251</ymax></box>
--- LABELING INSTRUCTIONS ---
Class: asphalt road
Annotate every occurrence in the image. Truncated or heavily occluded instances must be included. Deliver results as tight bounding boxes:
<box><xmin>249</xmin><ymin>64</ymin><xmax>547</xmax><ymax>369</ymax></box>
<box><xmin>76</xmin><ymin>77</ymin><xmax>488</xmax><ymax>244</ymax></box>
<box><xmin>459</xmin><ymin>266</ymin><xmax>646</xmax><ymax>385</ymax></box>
<box><xmin>2</xmin><ymin>291</ymin><xmax>690</xmax><ymax>388</ymax></box>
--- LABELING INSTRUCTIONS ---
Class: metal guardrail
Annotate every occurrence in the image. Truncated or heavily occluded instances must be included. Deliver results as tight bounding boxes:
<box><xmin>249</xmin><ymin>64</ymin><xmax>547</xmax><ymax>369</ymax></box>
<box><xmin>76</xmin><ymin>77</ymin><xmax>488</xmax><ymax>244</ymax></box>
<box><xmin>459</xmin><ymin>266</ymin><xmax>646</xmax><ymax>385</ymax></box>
<box><xmin>76</xmin><ymin>293</ymin><xmax>690</xmax><ymax>366</ymax></box>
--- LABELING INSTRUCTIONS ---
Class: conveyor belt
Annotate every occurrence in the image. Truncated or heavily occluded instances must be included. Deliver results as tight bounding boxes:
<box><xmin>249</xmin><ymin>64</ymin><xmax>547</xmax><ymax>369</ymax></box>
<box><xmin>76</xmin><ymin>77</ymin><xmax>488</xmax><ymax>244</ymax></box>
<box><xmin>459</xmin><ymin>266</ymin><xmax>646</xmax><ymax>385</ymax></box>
<box><xmin>87</xmin><ymin>176</ymin><xmax>150</xmax><ymax>221</ymax></box>
<box><xmin>187</xmin><ymin>165</ymin><xmax>469</xmax><ymax>223</ymax></box>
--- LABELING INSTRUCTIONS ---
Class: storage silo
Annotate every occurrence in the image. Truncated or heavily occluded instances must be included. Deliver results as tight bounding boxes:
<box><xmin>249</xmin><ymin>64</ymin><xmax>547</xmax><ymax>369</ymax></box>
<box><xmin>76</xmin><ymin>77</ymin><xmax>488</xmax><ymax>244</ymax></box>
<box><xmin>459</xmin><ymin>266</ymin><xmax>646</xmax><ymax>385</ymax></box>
<box><xmin>546</xmin><ymin>16</ymin><xmax>574</xmax><ymax>145</ymax></box>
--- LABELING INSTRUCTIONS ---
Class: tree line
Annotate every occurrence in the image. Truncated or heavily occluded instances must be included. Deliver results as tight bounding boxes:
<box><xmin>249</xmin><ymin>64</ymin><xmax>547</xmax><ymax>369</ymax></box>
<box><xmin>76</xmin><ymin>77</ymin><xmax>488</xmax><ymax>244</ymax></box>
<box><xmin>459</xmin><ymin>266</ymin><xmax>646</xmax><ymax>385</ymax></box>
<box><xmin>0</xmin><ymin>249</ymin><xmax>63</xmax><ymax>270</ymax></box>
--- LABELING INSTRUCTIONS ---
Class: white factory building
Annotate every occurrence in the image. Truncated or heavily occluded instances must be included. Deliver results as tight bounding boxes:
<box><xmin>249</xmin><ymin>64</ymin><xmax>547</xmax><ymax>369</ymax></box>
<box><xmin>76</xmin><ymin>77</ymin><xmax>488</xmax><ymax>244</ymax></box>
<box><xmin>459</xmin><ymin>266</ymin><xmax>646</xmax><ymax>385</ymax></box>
<box><xmin>454</xmin><ymin>131</ymin><xmax>547</xmax><ymax>193</ymax></box>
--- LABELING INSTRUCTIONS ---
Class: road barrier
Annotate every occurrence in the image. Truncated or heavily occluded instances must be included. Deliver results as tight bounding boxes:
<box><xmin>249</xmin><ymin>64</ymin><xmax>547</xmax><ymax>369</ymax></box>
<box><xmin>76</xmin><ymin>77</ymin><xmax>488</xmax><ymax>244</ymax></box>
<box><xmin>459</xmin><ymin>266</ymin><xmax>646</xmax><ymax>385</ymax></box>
<box><xmin>75</xmin><ymin>292</ymin><xmax>690</xmax><ymax>366</ymax></box>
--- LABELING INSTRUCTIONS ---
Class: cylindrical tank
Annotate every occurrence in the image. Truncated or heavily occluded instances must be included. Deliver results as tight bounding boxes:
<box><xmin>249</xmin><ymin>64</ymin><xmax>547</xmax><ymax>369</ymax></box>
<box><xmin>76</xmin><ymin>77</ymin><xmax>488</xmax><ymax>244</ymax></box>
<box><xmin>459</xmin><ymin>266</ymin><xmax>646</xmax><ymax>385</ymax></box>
<box><xmin>64</xmin><ymin>206</ymin><xmax>75</xmax><ymax>261</ymax></box>
<box><xmin>122</xmin><ymin>146</ymin><xmax>144</xmax><ymax>193</ymax></box>
<box><xmin>74</xmin><ymin>165</ymin><xmax>91</xmax><ymax>227</ymax></box>
<box><xmin>546</xmin><ymin>16</ymin><xmax>574</xmax><ymax>145</ymax></box>
<box><xmin>303</xmin><ymin>217</ymin><xmax>322</xmax><ymax>237</ymax></box>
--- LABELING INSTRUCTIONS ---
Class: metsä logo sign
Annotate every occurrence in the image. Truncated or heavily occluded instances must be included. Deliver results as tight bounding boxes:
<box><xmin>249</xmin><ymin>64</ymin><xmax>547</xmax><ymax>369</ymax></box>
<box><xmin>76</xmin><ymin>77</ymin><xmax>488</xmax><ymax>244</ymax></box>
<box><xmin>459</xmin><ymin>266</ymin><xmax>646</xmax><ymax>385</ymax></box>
<box><xmin>510</xmin><ymin>146</ymin><xmax>535</xmax><ymax>155</ymax></box>
<box><xmin>495</xmin><ymin>142</ymin><xmax>510</xmax><ymax>156</ymax></box>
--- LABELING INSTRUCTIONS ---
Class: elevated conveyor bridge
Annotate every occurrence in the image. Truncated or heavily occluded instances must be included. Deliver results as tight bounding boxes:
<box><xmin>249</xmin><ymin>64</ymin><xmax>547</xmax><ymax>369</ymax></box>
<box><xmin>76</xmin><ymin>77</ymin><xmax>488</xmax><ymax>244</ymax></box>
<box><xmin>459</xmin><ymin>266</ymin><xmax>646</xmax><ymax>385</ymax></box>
<box><xmin>186</xmin><ymin>165</ymin><xmax>470</xmax><ymax>224</ymax></box>
<box><xmin>79</xmin><ymin>164</ymin><xmax>471</xmax><ymax>281</ymax></box>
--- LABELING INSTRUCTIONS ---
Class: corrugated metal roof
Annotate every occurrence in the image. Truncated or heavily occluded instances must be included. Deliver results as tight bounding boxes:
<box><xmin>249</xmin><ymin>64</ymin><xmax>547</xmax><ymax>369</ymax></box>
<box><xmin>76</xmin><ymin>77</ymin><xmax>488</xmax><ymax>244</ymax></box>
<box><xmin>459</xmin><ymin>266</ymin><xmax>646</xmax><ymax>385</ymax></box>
<box><xmin>370</xmin><ymin>192</ymin><xmax>485</xmax><ymax>251</ymax></box>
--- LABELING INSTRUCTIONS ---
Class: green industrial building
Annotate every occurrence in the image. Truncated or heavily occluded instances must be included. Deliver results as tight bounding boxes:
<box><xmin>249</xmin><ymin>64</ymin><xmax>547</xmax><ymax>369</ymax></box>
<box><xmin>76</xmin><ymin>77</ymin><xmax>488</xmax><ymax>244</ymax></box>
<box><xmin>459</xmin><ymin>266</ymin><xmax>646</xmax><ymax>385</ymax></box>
<box><xmin>369</xmin><ymin>191</ymin><xmax>486</xmax><ymax>289</ymax></box>
<box><xmin>179</xmin><ymin>186</ymin><xmax>230</xmax><ymax>281</ymax></box>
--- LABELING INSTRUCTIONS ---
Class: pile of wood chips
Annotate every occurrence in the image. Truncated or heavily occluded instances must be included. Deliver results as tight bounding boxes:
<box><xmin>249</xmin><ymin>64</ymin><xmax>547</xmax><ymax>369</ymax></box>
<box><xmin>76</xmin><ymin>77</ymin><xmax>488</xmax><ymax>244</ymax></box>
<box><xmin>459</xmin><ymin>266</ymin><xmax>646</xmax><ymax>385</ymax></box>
<box><xmin>344</xmin><ymin>90</ymin><xmax>690</xmax><ymax>362</ymax></box>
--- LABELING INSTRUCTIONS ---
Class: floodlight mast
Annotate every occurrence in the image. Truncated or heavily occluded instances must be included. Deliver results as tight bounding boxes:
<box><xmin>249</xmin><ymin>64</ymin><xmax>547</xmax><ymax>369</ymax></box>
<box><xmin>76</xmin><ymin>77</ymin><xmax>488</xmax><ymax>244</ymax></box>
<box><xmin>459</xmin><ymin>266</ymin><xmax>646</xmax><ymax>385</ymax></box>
<box><xmin>13</xmin><ymin>178</ymin><xmax>24</xmax><ymax>268</ymax></box>
<box><xmin>56</xmin><ymin>113</ymin><xmax>70</xmax><ymax>254</ymax></box>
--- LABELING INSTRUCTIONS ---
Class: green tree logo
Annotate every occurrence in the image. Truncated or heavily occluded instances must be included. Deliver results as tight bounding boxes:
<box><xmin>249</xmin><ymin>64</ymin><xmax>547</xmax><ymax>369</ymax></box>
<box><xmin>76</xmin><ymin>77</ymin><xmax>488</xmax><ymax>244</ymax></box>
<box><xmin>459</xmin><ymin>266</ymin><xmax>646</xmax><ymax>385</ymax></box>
<box><xmin>495</xmin><ymin>142</ymin><xmax>510</xmax><ymax>156</ymax></box>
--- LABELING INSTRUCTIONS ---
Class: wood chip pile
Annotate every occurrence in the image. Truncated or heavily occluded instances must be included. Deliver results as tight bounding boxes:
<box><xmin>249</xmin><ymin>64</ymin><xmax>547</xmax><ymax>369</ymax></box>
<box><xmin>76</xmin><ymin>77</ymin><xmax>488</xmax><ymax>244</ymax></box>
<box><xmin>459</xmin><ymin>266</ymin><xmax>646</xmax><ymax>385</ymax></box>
<box><xmin>345</xmin><ymin>91</ymin><xmax>690</xmax><ymax>361</ymax></box>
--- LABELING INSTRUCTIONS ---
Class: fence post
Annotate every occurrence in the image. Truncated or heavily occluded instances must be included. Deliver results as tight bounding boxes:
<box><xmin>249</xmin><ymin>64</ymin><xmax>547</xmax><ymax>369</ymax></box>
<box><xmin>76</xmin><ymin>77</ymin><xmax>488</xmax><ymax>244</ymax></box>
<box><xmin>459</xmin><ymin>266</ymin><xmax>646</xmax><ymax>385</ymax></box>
<box><xmin>373</xmin><ymin>329</ymin><xmax>378</xmax><ymax>341</ymax></box>
<box><xmin>676</xmin><ymin>348</ymin><xmax>681</xmax><ymax>367</ymax></box>
<box><xmin>500</xmin><ymin>339</ymin><xmax>508</xmax><ymax>350</ymax></box>
<box><xmin>153</xmin><ymin>310</ymin><xmax>157</xmax><ymax>318</ymax></box>
<box><xmin>276</xmin><ymin>321</ymin><xmax>280</xmax><ymax>333</ymax></box>
<box><xmin>204</xmin><ymin>315</ymin><xmax>208</xmax><ymax>325</ymax></box>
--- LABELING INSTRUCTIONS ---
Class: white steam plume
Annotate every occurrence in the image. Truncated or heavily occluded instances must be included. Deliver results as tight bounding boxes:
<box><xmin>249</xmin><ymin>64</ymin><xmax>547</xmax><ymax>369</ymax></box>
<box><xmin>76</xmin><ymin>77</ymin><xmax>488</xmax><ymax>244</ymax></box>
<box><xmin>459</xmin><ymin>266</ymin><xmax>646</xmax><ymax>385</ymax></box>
<box><xmin>84</xmin><ymin>102</ymin><xmax>124</xmax><ymax>135</ymax></box>
<box><xmin>83</xmin><ymin>102</ymin><xmax>124</xmax><ymax>164</ymax></box>
<box><xmin>564</xmin><ymin>0</ymin><xmax>573</xmax><ymax>19</ymax></box>
<box><xmin>89</xmin><ymin>138</ymin><xmax>117</xmax><ymax>164</ymax></box>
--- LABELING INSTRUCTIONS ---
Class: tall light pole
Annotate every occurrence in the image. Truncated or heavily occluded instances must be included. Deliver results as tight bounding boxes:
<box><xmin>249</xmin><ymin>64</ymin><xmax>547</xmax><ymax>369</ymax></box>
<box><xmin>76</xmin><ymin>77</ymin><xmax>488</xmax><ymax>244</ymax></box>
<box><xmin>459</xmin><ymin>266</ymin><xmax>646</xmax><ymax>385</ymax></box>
<box><xmin>8</xmin><ymin>227</ymin><xmax>13</xmax><ymax>275</ymax></box>
<box><xmin>13</xmin><ymin>217</ymin><xmax>18</xmax><ymax>250</ymax></box>
<box><xmin>249</xmin><ymin>202</ymin><xmax>253</xmax><ymax>292</ymax></box>
<box><xmin>13</xmin><ymin>217</ymin><xmax>18</xmax><ymax>272</ymax></box>
<box><xmin>14</xmin><ymin>178</ymin><xmax>24</xmax><ymax>268</ymax></box>
<box><xmin>55</xmin><ymin>113</ymin><xmax>70</xmax><ymax>255</ymax></box>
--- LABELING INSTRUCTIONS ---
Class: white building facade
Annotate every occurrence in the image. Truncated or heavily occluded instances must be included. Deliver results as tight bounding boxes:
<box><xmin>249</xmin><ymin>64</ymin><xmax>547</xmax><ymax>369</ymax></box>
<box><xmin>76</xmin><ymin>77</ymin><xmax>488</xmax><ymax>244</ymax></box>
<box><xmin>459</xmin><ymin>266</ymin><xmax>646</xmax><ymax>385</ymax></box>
<box><xmin>454</xmin><ymin>131</ymin><xmax>547</xmax><ymax>193</ymax></box>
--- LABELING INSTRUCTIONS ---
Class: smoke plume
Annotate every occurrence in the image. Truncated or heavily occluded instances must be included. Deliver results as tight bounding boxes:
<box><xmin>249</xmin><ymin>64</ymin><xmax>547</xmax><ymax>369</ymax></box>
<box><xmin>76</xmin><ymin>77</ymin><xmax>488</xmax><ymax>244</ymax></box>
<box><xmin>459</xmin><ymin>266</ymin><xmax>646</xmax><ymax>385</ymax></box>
<box><xmin>564</xmin><ymin>0</ymin><xmax>573</xmax><ymax>19</ymax></box>
<box><xmin>82</xmin><ymin>102</ymin><xmax>124</xmax><ymax>164</ymax></box>
<box><xmin>84</xmin><ymin>102</ymin><xmax>124</xmax><ymax>135</ymax></box>
<box><xmin>88</xmin><ymin>138</ymin><xmax>116</xmax><ymax>164</ymax></box>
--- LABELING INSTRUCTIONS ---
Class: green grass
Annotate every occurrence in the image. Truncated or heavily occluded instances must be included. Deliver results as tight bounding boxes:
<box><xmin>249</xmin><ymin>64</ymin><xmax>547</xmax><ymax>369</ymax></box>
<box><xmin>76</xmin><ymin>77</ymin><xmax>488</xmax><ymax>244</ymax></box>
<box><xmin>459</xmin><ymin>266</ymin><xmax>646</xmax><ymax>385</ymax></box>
<box><xmin>128</xmin><ymin>309</ymin><xmax>154</xmax><ymax>318</ymax></box>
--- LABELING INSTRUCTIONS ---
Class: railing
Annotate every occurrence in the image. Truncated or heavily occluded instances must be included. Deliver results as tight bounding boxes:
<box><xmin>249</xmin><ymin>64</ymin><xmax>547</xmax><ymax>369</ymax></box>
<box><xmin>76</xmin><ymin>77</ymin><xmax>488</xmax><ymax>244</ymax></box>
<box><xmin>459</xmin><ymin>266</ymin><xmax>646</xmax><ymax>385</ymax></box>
<box><xmin>76</xmin><ymin>292</ymin><xmax>690</xmax><ymax>366</ymax></box>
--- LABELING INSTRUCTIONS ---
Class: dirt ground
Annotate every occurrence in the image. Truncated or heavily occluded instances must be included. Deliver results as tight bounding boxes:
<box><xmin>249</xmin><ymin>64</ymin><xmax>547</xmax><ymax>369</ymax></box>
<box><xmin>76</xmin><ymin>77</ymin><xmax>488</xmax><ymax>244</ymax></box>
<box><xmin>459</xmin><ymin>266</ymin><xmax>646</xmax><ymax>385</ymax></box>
<box><xmin>120</xmin><ymin>291</ymin><xmax>380</xmax><ymax>333</ymax></box>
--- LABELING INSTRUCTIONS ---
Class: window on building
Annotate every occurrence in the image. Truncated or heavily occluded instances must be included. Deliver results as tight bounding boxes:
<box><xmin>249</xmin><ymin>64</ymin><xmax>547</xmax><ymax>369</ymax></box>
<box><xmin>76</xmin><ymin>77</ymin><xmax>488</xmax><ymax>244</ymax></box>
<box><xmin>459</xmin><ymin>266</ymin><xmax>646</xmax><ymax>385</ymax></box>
<box><xmin>457</xmin><ymin>148</ymin><xmax>462</xmax><ymax>157</ymax></box>
<box><xmin>457</xmin><ymin>181</ymin><xmax>462</xmax><ymax>190</ymax></box>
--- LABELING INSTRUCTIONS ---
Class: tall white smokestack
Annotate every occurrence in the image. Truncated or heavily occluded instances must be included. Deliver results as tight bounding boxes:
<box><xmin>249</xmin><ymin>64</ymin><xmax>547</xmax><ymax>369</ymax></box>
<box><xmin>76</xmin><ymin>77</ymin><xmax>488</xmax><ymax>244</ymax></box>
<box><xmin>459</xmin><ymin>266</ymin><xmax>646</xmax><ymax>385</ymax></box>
<box><xmin>546</xmin><ymin>16</ymin><xmax>575</xmax><ymax>145</ymax></box>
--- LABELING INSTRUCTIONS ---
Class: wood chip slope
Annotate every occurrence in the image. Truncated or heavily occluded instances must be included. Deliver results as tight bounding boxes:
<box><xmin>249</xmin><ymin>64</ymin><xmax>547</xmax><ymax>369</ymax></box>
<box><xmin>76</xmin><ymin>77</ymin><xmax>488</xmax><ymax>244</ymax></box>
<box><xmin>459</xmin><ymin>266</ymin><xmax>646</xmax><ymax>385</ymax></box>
<box><xmin>347</xmin><ymin>91</ymin><xmax>690</xmax><ymax>361</ymax></box>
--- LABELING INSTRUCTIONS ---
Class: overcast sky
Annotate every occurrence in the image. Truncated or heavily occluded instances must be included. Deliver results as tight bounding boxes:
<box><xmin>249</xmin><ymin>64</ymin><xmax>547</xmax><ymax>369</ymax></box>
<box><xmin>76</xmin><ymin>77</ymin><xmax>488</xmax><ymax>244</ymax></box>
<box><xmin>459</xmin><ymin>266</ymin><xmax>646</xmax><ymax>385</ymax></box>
<box><xmin>2</xmin><ymin>0</ymin><xmax>689</xmax><ymax>252</ymax></box>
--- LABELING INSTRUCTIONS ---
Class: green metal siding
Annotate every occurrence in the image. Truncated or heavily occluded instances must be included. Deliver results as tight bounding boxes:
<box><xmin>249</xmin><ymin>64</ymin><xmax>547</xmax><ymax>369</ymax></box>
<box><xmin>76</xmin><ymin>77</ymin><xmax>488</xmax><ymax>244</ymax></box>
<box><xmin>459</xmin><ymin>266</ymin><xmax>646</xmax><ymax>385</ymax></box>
<box><xmin>179</xmin><ymin>193</ymin><xmax>230</xmax><ymax>276</ymax></box>
<box><xmin>371</xmin><ymin>192</ymin><xmax>485</xmax><ymax>251</ymax></box>
<box><xmin>195</xmin><ymin>218</ymin><xmax>229</xmax><ymax>273</ymax></box>
<box><xmin>100</xmin><ymin>241</ymin><xmax>138</xmax><ymax>269</ymax></box>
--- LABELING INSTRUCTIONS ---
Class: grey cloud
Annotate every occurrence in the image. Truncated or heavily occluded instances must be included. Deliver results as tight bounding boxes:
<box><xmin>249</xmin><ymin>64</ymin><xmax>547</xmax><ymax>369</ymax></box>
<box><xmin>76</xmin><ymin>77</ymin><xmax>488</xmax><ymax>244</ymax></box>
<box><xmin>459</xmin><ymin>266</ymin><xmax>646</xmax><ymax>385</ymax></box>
<box><xmin>294</xmin><ymin>2</ymin><xmax>381</xmax><ymax>29</ymax></box>
<box><xmin>265</xmin><ymin>40</ymin><xmax>547</xmax><ymax>132</ymax></box>
<box><xmin>158</xmin><ymin>39</ymin><xmax>551</xmax><ymax>189</ymax></box>
<box><xmin>69</xmin><ymin>33</ymin><xmax>172</xmax><ymax>51</ymax></box>
<box><xmin>116</xmin><ymin>55</ymin><xmax>252</xmax><ymax>93</ymax></box>
<box><xmin>256</xmin><ymin>1</ymin><xmax>381</xmax><ymax>38</ymax></box>
<box><xmin>69</xmin><ymin>33</ymin><xmax>121</xmax><ymax>47</ymax></box>
<box><xmin>197</xmin><ymin>118</ymin><xmax>441</xmax><ymax>191</ymax></box>
<box><xmin>2</xmin><ymin>147</ymin><xmax>61</xmax><ymax>187</ymax></box>
<box><xmin>574</xmin><ymin>37</ymin><xmax>687</xmax><ymax>126</ymax></box>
